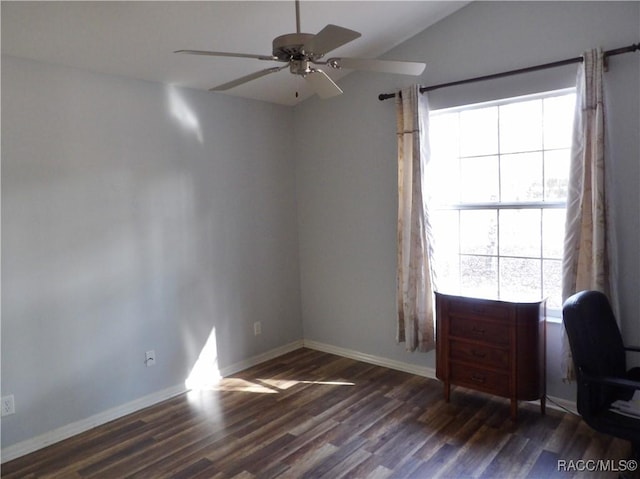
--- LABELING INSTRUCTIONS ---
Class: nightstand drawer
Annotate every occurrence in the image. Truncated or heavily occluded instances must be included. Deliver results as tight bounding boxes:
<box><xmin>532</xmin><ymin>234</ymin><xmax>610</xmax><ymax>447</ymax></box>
<box><xmin>449</xmin><ymin>299</ymin><xmax>510</xmax><ymax>321</ymax></box>
<box><xmin>435</xmin><ymin>292</ymin><xmax>546</xmax><ymax>422</ymax></box>
<box><xmin>450</xmin><ymin>364</ymin><xmax>510</xmax><ymax>397</ymax></box>
<box><xmin>450</xmin><ymin>340</ymin><xmax>509</xmax><ymax>370</ymax></box>
<box><xmin>449</xmin><ymin>316</ymin><xmax>510</xmax><ymax>346</ymax></box>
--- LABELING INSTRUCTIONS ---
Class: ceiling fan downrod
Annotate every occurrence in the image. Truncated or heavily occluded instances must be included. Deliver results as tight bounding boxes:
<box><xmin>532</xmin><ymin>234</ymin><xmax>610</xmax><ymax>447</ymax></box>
<box><xmin>295</xmin><ymin>0</ymin><xmax>301</xmax><ymax>34</ymax></box>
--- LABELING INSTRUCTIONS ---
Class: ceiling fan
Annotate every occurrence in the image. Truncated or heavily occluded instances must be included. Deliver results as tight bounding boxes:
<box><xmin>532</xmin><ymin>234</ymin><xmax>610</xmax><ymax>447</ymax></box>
<box><xmin>175</xmin><ymin>0</ymin><xmax>426</xmax><ymax>98</ymax></box>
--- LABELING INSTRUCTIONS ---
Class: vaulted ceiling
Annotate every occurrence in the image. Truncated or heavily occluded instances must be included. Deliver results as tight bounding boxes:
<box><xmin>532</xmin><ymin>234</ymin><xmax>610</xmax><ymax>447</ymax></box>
<box><xmin>2</xmin><ymin>1</ymin><xmax>468</xmax><ymax>105</ymax></box>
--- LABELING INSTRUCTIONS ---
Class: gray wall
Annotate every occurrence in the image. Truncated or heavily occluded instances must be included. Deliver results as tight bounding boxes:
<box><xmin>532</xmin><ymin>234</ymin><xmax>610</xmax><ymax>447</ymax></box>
<box><xmin>2</xmin><ymin>0</ymin><xmax>639</xmax><ymax>454</ymax></box>
<box><xmin>294</xmin><ymin>1</ymin><xmax>640</xmax><ymax>399</ymax></box>
<box><xmin>2</xmin><ymin>56</ymin><xmax>302</xmax><ymax>448</ymax></box>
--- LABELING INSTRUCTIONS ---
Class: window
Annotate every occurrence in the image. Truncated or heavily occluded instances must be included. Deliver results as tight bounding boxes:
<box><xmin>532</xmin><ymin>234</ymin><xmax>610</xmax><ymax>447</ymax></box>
<box><xmin>426</xmin><ymin>89</ymin><xmax>576</xmax><ymax>314</ymax></box>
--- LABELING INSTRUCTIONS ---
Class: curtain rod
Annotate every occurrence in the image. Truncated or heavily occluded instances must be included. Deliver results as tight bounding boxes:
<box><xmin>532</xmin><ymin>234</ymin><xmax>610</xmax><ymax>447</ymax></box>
<box><xmin>378</xmin><ymin>42</ymin><xmax>640</xmax><ymax>101</ymax></box>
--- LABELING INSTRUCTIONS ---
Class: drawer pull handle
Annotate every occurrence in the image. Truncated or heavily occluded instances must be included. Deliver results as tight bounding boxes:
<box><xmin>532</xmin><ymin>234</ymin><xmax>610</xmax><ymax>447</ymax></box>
<box><xmin>472</xmin><ymin>327</ymin><xmax>486</xmax><ymax>335</ymax></box>
<box><xmin>471</xmin><ymin>350</ymin><xmax>486</xmax><ymax>358</ymax></box>
<box><xmin>471</xmin><ymin>373</ymin><xmax>486</xmax><ymax>383</ymax></box>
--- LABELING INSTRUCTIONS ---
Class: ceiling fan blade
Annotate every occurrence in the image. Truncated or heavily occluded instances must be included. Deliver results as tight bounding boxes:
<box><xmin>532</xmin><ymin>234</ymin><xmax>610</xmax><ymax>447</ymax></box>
<box><xmin>305</xmin><ymin>69</ymin><xmax>343</xmax><ymax>98</ymax></box>
<box><xmin>209</xmin><ymin>65</ymin><xmax>287</xmax><ymax>92</ymax></box>
<box><xmin>305</xmin><ymin>24</ymin><xmax>361</xmax><ymax>55</ymax></box>
<box><xmin>175</xmin><ymin>50</ymin><xmax>278</xmax><ymax>61</ymax></box>
<box><xmin>327</xmin><ymin>57</ymin><xmax>426</xmax><ymax>76</ymax></box>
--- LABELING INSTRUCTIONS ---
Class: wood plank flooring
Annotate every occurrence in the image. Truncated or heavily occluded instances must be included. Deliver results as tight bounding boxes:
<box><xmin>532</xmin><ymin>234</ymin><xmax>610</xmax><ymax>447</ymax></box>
<box><xmin>2</xmin><ymin>348</ymin><xmax>633</xmax><ymax>478</ymax></box>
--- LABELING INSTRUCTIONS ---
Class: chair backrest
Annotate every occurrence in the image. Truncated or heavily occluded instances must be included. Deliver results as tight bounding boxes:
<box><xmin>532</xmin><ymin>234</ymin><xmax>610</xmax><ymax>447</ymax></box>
<box><xmin>562</xmin><ymin>290</ymin><xmax>627</xmax><ymax>416</ymax></box>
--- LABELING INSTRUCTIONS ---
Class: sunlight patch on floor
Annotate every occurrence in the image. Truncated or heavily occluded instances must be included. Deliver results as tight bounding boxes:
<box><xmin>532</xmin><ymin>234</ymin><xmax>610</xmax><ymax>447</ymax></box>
<box><xmin>197</xmin><ymin>377</ymin><xmax>357</xmax><ymax>394</ymax></box>
<box><xmin>210</xmin><ymin>378</ymin><xmax>279</xmax><ymax>393</ymax></box>
<box><xmin>186</xmin><ymin>331</ymin><xmax>357</xmax><ymax>394</ymax></box>
<box><xmin>256</xmin><ymin>378</ymin><xmax>355</xmax><ymax>390</ymax></box>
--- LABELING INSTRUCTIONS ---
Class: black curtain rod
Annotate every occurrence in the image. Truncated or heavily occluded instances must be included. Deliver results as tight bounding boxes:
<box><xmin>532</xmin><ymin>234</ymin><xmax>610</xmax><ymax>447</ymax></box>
<box><xmin>378</xmin><ymin>42</ymin><xmax>640</xmax><ymax>101</ymax></box>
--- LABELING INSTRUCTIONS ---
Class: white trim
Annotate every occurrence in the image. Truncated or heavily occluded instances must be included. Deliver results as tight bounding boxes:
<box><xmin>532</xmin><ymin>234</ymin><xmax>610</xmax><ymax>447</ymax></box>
<box><xmin>302</xmin><ymin>339</ymin><xmax>576</xmax><ymax>415</ymax></box>
<box><xmin>1</xmin><ymin>383</ymin><xmax>187</xmax><ymax>463</ymax></box>
<box><xmin>430</xmin><ymin>87</ymin><xmax>576</xmax><ymax>115</ymax></box>
<box><xmin>218</xmin><ymin>340</ymin><xmax>304</xmax><ymax>377</ymax></box>
<box><xmin>1</xmin><ymin>340</ymin><xmax>304</xmax><ymax>463</ymax></box>
<box><xmin>542</xmin><ymin>395</ymin><xmax>579</xmax><ymax>415</ymax></box>
<box><xmin>302</xmin><ymin>339</ymin><xmax>437</xmax><ymax>379</ymax></box>
<box><xmin>1</xmin><ymin>338</ymin><xmax>575</xmax><ymax>463</ymax></box>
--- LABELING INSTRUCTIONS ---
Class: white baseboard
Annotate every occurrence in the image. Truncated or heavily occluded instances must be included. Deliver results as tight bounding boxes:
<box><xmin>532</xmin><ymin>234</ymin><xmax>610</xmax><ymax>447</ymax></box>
<box><xmin>542</xmin><ymin>394</ymin><xmax>578</xmax><ymax>415</ymax></box>
<box><xmin>302</xmin><ymin>340</ymin><xmax>577</xmax><ymax>414</ymax></box>
<box><xmin>1</xmin><ymin>340</ymin><xmax>304</xmax><ymax>463</ymax></box>
<box><xmin>1</xmin><ymin>383</ymin><xmax>187</xmax><ymax>464</ymax></box>
<box><xmin>2</xmin><ymin>338</ymin><xmax>575</xmax><ymax>463</ymax></box>
<box><xmin>302</xmin><ymin>339</ymin><xmax>437</xmax><ymax>379</ymax></box>
<box><xmin>218</xmin><ymin>340</ymin><xmax>304</xmax><ymax>377</ymax></box>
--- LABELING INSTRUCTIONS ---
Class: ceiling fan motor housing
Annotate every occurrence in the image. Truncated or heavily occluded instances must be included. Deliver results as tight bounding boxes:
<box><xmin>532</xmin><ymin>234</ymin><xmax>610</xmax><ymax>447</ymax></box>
<box><xmin>272</xmin><ymin>33</ymin><xmax>321</xmax><ymax>61</ymax></box>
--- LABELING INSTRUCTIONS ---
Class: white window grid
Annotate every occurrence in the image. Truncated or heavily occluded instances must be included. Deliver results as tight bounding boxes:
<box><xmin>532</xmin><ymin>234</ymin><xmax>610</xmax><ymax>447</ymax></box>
<box><xmin>427</xmin><ymin>88</ymin><xmax>576</xmax><ymax>316</ymax></box>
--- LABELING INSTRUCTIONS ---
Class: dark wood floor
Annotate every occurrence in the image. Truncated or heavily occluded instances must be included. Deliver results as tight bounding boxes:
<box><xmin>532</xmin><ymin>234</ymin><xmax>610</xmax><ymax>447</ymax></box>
<box><xmin>2</xmin><ymin>348</ymin><xmax>632</xmax><ymax>478</ymax></box>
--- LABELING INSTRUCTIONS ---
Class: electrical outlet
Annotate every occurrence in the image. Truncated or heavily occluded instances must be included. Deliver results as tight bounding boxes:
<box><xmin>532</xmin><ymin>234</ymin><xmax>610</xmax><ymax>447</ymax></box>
<box><xmin>1</xmin><ymin>395</ymin><xmax>15</xmax><ymax>416</ymax></box>
<box><xmin>145</xmin><ymin>350</ymin><xmax>156</xmax><ymax>367</ymax></box>
<box><xmin>253</xmin><ymin>321</ymin><xmax>262</xmax><ymax>336</ymax></box>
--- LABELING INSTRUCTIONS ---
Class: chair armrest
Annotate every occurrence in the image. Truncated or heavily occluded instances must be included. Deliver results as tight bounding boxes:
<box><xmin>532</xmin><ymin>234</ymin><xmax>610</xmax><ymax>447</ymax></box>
<box><xmin>624</xmin><ymin>345</ymin><xmax>640</xmax><ymax>353</ymax></box>
<box><xmin>579</xmin><ymin>370</ymin><xmax>640</xmax><ymax>391</ymax></box>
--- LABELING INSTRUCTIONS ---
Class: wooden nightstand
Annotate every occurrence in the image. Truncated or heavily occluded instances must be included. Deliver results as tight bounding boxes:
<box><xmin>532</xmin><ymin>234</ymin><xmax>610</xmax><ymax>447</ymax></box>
<box><xmin>435</xmin><ymin>292</ymin><xmax>546</xmax><ymax>422</ymax></box>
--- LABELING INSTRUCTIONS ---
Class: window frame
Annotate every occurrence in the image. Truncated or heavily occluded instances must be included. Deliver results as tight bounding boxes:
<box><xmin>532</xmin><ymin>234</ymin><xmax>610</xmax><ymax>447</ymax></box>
<box><xmin>427</xmin><ymin>88</ymin><xmax>576</xmax><ymax>319</ymax></box>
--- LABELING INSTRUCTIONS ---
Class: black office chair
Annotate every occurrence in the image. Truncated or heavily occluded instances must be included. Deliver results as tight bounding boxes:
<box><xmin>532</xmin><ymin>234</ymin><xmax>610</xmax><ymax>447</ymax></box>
<box><xmin>563</xmin><ymin>290</ymin><xmax>640</xmax><ymax>460</ymax></box>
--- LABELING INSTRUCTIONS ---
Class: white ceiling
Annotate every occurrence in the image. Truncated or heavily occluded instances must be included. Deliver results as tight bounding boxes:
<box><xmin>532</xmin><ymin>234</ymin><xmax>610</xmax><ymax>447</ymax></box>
<box><xmin>1</xmin><ymin>1</ymin><xmax>468</xmax><ymax>106</ymax></box>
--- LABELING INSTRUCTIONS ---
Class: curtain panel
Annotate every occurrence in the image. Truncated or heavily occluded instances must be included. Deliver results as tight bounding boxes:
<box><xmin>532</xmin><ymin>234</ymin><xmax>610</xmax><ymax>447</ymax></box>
<box><xmin>561</xmin><ymin>49</ymin><xmax>611</xmax><ymax>381</ymax></box>
<box><xmin>395</xmin><ymin>85</ymin><xmax>436</xmax><ymax>352</ymax></box>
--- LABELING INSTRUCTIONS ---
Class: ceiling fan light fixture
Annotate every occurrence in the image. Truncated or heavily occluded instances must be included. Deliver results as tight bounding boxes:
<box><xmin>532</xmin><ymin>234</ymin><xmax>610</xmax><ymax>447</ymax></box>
<box><xmin>289</xmin><ymin>59</ymin><xmax>313</xmax><ymax>76</ymax></box>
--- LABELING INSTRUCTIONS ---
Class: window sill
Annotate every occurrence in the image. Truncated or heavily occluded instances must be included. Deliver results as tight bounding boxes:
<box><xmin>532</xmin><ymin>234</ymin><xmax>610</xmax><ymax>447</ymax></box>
<box><xmin>546</xmin><ymin>315</ymin><xmax>563</xmax><ymax>324</ymax></box>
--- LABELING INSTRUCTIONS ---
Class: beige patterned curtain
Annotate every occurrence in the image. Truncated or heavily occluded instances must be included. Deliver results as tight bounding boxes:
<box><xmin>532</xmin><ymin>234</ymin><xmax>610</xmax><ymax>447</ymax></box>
<box><xmin>561</xmin><ymin>49</ymin><xmax>611</xmax><ymax>381</ymax></box>
<box><xmin>396</xmin><ymin>85</ymin><xmax>436</xmax><ymax>352</ymax></box>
